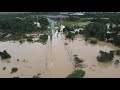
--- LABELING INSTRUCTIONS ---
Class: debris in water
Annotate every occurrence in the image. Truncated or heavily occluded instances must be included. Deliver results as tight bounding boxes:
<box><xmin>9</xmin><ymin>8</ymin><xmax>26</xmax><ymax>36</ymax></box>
<box><xmin>17</xmin><ymin>59</ymin><xmax>19</xmax><ymax>62</ymax></box>
<box><xmin>114</xmin><ymin>59</ymin><xmax>120</xmax><ymax>64</ymax></box>
<box><xmin>2</xmin><ymin>67</ymin><xmax>6</xmax><ymax>70</ymax></box>
<box><xmin>65</xmin><ymin>43</ymin><xmax>68</xmax><ymax>45</ymax></box>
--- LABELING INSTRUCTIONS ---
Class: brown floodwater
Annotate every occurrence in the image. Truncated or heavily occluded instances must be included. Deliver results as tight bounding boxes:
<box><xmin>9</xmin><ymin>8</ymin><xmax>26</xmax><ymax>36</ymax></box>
<box><xmin>64</xmin><ymin>35</ymin><xmax>120</xmax><ymax>78</ymax></box>
<box><xmin>0</xmin><ymin>21</ymin><xmax>120</xmax><ymax>78</ymax></box>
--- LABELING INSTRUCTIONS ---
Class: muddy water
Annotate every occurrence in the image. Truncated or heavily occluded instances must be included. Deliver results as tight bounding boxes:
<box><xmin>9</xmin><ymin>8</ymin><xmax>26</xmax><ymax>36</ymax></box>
<box><xmin>0</xmin><ymin>20</ymin><xmax>120</xmax><ymax>78</ymax></box>
<box><xmin>0</xmin><ymin>41</ymin><xmax>48</xmax><ymax>78</ymax></box>
<box><xmin>64</xmin><ymin>35</ymin><xmax>120</xmax><ymax>78</ymax></box>
<box><xmin>0</xmin><ymin>20</ymin><xmax>73</xmax><ymax>78</ymax></box>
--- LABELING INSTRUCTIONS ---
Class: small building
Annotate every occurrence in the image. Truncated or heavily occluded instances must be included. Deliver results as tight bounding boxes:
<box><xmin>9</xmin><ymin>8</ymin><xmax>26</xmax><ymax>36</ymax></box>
<box><xmin>106</xmin><ymin>23</ymin><xmax>110</xmax><ymax>30</ymax></box>
<box><xmin>34</xmin><ymin>22</ymin><xmax>41</xmax><ymax>28</ymax></box>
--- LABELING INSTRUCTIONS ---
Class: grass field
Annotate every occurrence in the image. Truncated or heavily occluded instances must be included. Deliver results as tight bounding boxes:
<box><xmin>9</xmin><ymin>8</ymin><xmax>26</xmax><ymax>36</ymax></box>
<box><xmin>66</xmin><ymin>70</ymin><xmax>85</xmax><ymax>78</ymax></box>
<box><xmin>57</xmin><ymin>18</ymin><xmax>91</xmax><ymax>28</ymax></box>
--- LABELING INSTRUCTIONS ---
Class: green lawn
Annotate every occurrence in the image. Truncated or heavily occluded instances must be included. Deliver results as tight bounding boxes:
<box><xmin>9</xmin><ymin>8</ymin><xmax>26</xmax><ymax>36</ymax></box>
<box><xmin>57</xmin><ymin>19</ymin><xmax>91</xmax><ymax>28</ymax></box>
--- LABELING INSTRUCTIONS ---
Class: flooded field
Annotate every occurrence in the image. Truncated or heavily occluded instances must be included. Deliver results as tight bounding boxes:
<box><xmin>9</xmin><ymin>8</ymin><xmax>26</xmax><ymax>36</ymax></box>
<box><xmin>0</xmin><ymin>19</ymin><xmax>120</xmax><ymax>78</ymax></box>
<box><xmin>65</xmin><ymin>35</ymin><xmax>120</xmax><ymax>78</ymax></box>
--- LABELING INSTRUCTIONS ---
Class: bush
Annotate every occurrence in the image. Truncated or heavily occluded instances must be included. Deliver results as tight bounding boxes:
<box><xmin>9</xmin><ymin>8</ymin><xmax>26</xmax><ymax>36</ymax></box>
<box><xmin>74</xmin><ymin>56</ymin><xmax>83</xmax><ymax>64</ymax></box>
<box><xmin>115</xmin><ymin>50</ymin><xmax>120</xmax><ymax>56</ymax></box>
<box><xmin>90</xmin><ymin>39</ymin><xmax>97</xmax><ymax>44</ymax></box>
<box><xmin>97</xmin><ymin>50</ymin><xmax>114</xmax><ymax>62</ymax></box>
<box><xmin>39</xmin><ymin>34</ymin><xmax>48</xmax><ymax>43</ymax></box>
<box><xmin>88</xmin><ymin>38</ymin><xmax>98</xmax><ymax>44</ymax></box>
<box><xmin>0</xmin><ymin>50</ymin><xmax>11</xmax><ymax>59</ymax></box>
<box><xmin>27</xmin><ymin>38</ymin><xmax>33</xmax><ymax>42</ymax></box>
<box><xmin>11</xmin><ymin>67</ymin><xmax>18</xmax><ymax>74</ymax></box>
<box><xmin>66</xmin><ymin>70</ymin><xmax>85</xmax><ymax>78</ymax></box>
<box><xmin>19</xmin><ymin>39</ymin><xmax>25</xmax><ymax>43</ymax></box>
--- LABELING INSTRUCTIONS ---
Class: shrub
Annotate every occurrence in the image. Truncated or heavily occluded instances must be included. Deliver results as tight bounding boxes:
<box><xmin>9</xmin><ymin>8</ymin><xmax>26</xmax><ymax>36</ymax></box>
<box><xmin>115</xmin><ymin>50</ymin><xmax>120</xmax><ymax>56</ymax></box>
<box><xmin>11</xmin><ymin>67</ymin><xmax>18</xmax><ymax>74</ymax></box>
<box><xmin>88</xmin><ymin>38</ymin><xmax>98</xmax><ymax>44</ymax></box>
<box><xmin>27</xmin><ymin>38</ymin><xmax>33</xmax><ymax>42</ymax></box>
<box><xmin>0</xmin><ymin>50</ymin><xmax>11</xmax><ymax>59</ymax></box>
<box><xmin>97</xmin><ymin>50</ymin><xmax>114</xmax><ymax>62</ymax></box>
<box><xmin>39</xmin><ymin>34</ymin><xmax>48</xmax><ymax>43</ymax></box>
<box><xmin>90</xmin><ymin>39</ymin><xmax>97</xmax><ymax>44</ymax></box>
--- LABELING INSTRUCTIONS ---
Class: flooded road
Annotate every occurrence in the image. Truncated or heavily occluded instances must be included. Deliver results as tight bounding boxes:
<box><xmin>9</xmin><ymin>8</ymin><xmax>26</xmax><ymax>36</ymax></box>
<box><xmin>44</xmin><ymin>19</ymin><xmax>74</xmax><ymax>78</ymax></box>
<box><xmin>0</xmin><ymin>19</ymin><xmax>120</xmax><ymax>78</ymax></box>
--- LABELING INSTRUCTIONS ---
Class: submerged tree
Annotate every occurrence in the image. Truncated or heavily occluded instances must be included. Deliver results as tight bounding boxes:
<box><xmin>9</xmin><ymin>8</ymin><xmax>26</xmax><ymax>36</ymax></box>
<box><xmin>97</xmin><ymin>50</ymin><xmax>114</xmax><ymax>62</ymax></box>
<box><xmin>11</xmin><ymin>67</ymin><xmax>18</xmax><ymax>74</ymax></box>
<box><xmin>0</xmin><ymin>50</ymin><xmax>11</xmax><ymax>59</ymax></box>
<box><xmin>84</xmin><ymin>22</ymin><xmax>107</xmax><ymax>41</ymax></box>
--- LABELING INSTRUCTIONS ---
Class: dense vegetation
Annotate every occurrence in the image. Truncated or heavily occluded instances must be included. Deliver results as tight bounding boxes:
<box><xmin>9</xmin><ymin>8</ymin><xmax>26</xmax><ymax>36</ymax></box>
<box><xmin>36</xmin><ymin>34</ymin><xmax>48</xmax><ymax>44</ymax></box>
<box><xmin>84</xmin><ymin>16</ymin><xmax>120</xmax><ymax>46</ymax></box>
<box><xmin>84</xmin><ymin>22</ymin><xmax>107</xmax><ymax>41</ymax></box>
<box><xmin>0</xmin><ymin>14</ymin><xmax>49</xmax><ymax>41</ymax></box>
<box><xmin>88</xmin><ymin>38</ymin><xmax>98</xmax><ymax>44</ymax></box>
<box><xmin>0</xmin><ymin>50</ymin><xmax>11</xmax><ymax>59</ymax></box>
<box><xmin>97</xmin><ymin>50</ymin><xmax>114</xmax><ymax>62</ymax></box>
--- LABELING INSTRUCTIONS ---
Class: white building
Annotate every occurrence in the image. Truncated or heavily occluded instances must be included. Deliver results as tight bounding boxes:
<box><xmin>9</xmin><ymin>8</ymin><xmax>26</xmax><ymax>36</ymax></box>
<box><xmin>34</xmin><ymin>22</ymin><xmax>41</xmax><ymax>28</ymax></box>
<box><xmin>106</xmin><ymin>23</ymin><xmax>110</xmax><ymax>30</ymax></box>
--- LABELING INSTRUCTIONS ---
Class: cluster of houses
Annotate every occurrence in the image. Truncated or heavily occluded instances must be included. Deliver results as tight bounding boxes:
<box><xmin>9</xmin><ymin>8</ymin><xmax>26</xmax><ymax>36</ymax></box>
<box><xmin>105</xmin><ymin>23</ymin><xmax>120</xmax><ymax>42</ymax></box>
